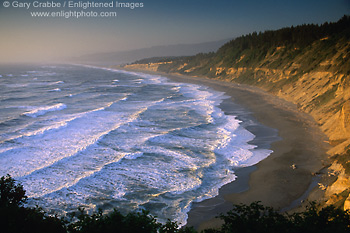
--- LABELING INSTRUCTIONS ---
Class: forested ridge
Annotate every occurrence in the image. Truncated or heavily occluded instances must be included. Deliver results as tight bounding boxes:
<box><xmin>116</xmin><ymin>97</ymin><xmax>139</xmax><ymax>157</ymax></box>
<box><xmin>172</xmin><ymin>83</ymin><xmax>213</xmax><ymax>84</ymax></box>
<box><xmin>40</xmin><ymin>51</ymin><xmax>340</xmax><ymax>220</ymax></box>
<box><xmin>139</xmin><ymin>15</ymin><xmax>349</xmax><ymax>77</ymax></box>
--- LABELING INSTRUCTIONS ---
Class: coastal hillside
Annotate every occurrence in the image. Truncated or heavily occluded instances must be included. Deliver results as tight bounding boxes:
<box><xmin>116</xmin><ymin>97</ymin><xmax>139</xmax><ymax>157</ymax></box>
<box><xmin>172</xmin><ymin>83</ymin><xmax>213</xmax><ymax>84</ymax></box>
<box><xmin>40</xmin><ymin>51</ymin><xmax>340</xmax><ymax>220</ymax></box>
<box><xmin>123</xmin><ymin>16</ymin><xmax>350</xmax><ymax>209</ymax></box>
<box><xmin>71</xmin><ymin>39</ymin><xmax>230</xmax><ymax>65</ymax></box>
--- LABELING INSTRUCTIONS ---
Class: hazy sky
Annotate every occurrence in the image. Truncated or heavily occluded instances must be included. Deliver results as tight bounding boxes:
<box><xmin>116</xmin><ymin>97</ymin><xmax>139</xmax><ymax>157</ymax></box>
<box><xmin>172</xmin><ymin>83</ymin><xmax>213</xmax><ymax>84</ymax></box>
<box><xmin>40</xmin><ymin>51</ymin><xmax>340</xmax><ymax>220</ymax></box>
<box><xmin>0</xmin><ymin>0</ymin><xmax>349</xmax><ymax>62</ymax></box>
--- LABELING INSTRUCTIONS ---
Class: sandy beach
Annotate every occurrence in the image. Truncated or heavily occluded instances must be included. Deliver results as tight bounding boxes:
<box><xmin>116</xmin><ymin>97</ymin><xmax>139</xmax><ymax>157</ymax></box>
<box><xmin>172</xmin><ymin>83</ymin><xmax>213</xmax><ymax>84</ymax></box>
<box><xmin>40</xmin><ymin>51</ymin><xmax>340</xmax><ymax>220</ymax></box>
<box><xmin>118</xmin><ymin>68</ymin><xmax>331</xmax><ymax>230</ymax></box>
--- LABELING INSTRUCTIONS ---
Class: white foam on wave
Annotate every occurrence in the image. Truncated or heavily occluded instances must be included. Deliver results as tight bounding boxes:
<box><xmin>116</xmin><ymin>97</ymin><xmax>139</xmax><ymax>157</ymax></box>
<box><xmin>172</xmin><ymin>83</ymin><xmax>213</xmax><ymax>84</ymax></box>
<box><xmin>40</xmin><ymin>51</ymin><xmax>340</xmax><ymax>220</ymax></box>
<box><xmin>123</xmin><ymin>152</ymin><xmax>144</xmax><ymax>160</ymax></box>
<box><xmin>80</xmin><ymin>64</ymin><xmax>168</xmax><ymax>85</ymax></box>
<box><xmin>0</xmin><ymin>118</ymin><xmax>71</xmax><ymax>143</ymax></box>
<box><xmin>27</xmin><ymin>164</ymin><xmax>128</xmax><ymax>214</ymax></box>
<box><xmin>34</xmin><ymin>72</ymin><xmax>57</xmax><ymax>77</ymax></box>
<box><xmin>0</xmin><ymin>146</ymin><xmax>17</xmax><ymax>155</ymax></box>
<box><xmin>179</xmin><ymin>84</ymin><xmax>226</xmax><ymax>101</ymax></box>
<box><xmin>5</xmin><ymin>83</ymin><xmax>30</xmax><ymax>88</ymax></box>
<box><xmin>0</xmin><ymin>96</ymin><xmax>168</xmax><ymax>196</ymax></box>
<box><xmin>13</xmin><ymin>97</ymin><xmax>123</xmax><ymax>141</ymax></box>
<box><xmin>138</xmin><ymin>111</ymin><xmax>252</xmax><ymax>202</ymax></box>
<box><xmin>214</xmin><ymin>115</ymin><xmax>273</xmax><ymax>167</ymax></box>
<box><xmin>22</xmin><ymin>117</ymin><xmax>74</xmax><ymax>138</ymax></box>
<box><xmin>23</xmin><ymin>103</ymin><xmax>67</xmax><ymax>118</ymax></box>
<box><xmin>10</xmin><ymin>100</ymin><xmax>120</xmax><ymax>142</ymax></box>
<box><xmin>171</xmin><ymin>84</ymin><xmax>228</xmax><ymax>124</ymax></box>
<box><xmin>49</xmin><ymin>88</ymin><xmax>61</xmax><ymax>92</ymax></box>
<box><xmin>1</xmin><ymin>109</ymin><xmax>125</xmax><ymax>179</ymax></box>
<box><xmin>20</xmin><ymin>147</ymin><xmax>127</xmax><ymax>198</ymax></box>
<box><xmin>9</xmin><ymin>79</ymin><xmax>65</xmax><ymax>90</ymax></box>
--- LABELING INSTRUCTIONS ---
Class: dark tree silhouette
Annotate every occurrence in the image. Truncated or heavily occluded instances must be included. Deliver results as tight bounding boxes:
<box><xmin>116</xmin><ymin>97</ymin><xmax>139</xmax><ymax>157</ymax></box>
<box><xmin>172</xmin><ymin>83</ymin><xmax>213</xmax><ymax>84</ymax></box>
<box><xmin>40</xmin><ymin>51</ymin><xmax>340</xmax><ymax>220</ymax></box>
<box><xmin>0</xmin><ymin>174</ymin><xmax>27</xmax><ymax>207</ymax></box>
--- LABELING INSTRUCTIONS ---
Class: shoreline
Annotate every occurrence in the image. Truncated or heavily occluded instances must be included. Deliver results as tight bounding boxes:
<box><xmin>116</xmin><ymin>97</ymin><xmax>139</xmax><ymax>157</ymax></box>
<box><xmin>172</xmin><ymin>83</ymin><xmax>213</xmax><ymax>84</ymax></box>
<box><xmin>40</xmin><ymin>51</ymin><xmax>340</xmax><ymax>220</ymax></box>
<box><xmin>113</xmin><ymin>67</ymin><xmax>331</xmax><ymax>230</ymax></box>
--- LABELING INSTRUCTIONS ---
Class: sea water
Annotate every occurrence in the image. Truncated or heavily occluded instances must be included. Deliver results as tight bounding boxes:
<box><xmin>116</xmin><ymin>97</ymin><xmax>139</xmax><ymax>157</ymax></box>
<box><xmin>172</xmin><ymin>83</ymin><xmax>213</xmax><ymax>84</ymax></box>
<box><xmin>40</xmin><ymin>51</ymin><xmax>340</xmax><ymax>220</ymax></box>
<box><xmin>0</xmin><ymin>64</ymin><xmax>272</xmax><ymax>225</ymax></box>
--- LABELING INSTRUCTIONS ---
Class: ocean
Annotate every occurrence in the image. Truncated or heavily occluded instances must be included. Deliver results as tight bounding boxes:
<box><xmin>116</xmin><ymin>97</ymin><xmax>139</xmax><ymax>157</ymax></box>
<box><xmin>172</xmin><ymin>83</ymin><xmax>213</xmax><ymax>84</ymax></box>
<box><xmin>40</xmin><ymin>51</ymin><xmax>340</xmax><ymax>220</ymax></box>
<box><xmin>0</xmin><ymin>64</ymin><xmax>272</xmax><ymax>225</ymax></box>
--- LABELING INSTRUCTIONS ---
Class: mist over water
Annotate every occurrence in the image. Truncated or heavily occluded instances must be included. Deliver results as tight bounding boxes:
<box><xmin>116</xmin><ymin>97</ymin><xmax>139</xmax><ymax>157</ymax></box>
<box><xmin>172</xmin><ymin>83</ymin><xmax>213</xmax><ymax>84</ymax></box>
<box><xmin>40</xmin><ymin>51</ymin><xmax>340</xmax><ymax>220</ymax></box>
<box><xmin>0</xmin><ymin>64</ymin><xmax>272</xmax><ymax>225</ymax></box>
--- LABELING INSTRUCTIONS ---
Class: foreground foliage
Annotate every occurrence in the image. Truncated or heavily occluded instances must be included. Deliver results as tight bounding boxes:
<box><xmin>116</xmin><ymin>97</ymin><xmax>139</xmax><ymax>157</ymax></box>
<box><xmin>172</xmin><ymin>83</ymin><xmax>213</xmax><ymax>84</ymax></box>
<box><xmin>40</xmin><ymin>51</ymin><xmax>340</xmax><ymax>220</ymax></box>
<box><xmin>67</xmin><ymin>208</ymin><xmax>195</xmax><ymax>233</ymax></box>
<box><xmin>203</xmin><ymin>202</ymin><xmax>350</xmax><ymax>233</ymax></box>
<box><xmin>1</xmin><ymin>175</ymin><xmax>350</xmax><ymax>233</ymax></box>
<box><xmin>0</xmin><ymin>175</ymin><xmax>66</xmax><ymax>233</ymax></box>
<box><xmin>0</xmin><ymin>175</ymin><xmax>194</xmax><ymax>233</ymax></box>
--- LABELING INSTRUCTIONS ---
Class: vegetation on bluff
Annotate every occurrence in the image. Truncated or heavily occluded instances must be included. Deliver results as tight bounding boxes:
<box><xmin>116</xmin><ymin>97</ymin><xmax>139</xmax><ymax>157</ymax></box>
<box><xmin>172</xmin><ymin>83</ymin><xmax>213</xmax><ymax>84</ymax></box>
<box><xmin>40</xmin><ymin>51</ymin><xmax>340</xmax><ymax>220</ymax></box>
<box><xmin>140</xmin><ymin>15</ymin><xmax>350</xmax><ymax>78</ymax></box>
<box><xmin>1</xmin><ymin>175</ymin><xmax>350</xmax><ymax>233</ymax></box>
